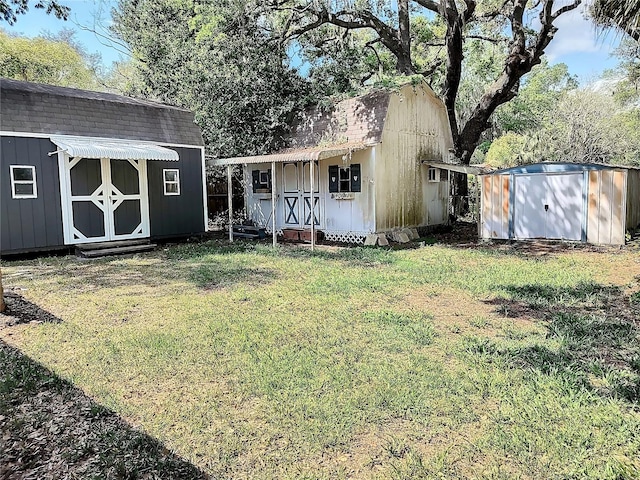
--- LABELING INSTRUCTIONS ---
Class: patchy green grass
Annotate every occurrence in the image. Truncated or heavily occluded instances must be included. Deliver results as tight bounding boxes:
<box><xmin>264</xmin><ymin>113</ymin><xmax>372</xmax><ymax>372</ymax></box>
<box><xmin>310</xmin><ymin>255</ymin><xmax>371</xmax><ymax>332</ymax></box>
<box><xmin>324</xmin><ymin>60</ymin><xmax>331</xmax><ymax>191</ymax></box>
<box><xmin>1</xmin><ymin>240</ymin><xmax>639</xmax><ymax>479</ymax></box>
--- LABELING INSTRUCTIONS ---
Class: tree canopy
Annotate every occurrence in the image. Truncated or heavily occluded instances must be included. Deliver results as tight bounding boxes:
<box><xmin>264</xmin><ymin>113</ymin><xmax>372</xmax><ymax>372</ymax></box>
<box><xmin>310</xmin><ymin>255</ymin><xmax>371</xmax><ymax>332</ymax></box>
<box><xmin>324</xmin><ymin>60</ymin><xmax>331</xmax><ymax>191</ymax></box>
<box><xmin>0</xmin><ymin>0</ymin><xmax>68</xmax><ymax>25</ymax></box>
<box><xmin>592</xmin><ymin>0</ymin><xmax>640</xmax><ymax>41</ymax></box>
<box><xmin>110</xmin><ymin>0</ymin><xmax>586</xmax><ymax>167</ymax></box>
<box><xmin>0</xmin><ymin>29</ymin><xmax>100</xmax><ymax>88</ymax></box>
<box><xmin>112</xmin><ymin>0</ymin><xmax>309</xmax><ymax>160</ymax></box>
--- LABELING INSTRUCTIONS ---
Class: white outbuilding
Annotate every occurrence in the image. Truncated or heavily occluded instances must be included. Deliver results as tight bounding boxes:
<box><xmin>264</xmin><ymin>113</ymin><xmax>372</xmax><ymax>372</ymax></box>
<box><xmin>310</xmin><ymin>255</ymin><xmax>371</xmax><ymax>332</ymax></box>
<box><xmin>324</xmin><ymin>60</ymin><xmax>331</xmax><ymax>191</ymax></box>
<box><xmin>212</xmin><ymin>82</ymin><xmax>457</xmax><ymax>245</ymax></box>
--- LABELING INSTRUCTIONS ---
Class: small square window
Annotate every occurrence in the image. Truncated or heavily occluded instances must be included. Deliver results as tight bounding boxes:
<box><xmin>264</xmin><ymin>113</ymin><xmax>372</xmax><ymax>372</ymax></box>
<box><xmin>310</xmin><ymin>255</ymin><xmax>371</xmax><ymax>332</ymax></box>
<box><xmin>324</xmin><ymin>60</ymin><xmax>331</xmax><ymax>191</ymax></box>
<box><xmin>339</xmin><ymin>167</ymin><xmax>351</xmax><ymax>192</ymax></box>
<box><xmin>10</xmin><ymin>165</ymin><xmax>37</xmax><ymax>199</ymax></box>
<box><xmin>163</xmin><ymin>169</ymin><xmax>180</xmax><ymax>196</ymax></box>
<box><xmin>329</xmin><ymin>164</ymin><xmax>361</xmax><ymax>193</ymax></box>
<box><xmin>428</xmin><ymin>167</ymin><xmax>439</xmax><ymax>182</ymax></box>
<box><xmin>252</xmin><ymin>169</ymin><xmax>272</xmax><ymax>192</ymax></box>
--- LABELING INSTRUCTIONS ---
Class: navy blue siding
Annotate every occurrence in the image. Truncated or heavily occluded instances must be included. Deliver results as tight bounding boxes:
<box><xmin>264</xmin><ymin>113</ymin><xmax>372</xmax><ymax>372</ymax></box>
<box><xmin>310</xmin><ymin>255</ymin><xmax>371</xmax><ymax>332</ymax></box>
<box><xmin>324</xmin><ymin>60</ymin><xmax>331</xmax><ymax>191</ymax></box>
<box><xmin>1</xmin><ymin>136</ymin><xmax>64</xmax><ymax>254</ymax></box>
<box><xmin>147</xmin><ymin>147</ymin><xmax>205</xmax><ymax>238</ymax></box>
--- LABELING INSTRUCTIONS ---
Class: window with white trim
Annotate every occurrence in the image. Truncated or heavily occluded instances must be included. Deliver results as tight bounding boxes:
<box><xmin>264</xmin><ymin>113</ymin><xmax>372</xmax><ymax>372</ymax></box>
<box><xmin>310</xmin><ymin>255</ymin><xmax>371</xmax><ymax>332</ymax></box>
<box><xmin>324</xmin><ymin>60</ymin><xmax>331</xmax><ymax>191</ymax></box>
<box><xmin>428</xmin><ymin>167</ymin><xmax>439</xmax><ymax>182</ymax></box>
<box><xmin>163</xmin><ymin>169</ymin><xmax>180</xmax><ymax>195</ymax></box>
<box><xmin>10</xmin><ymin>165</ymin><xmax>37</xmax><ymax>199</ymax></box>
<box><xmin>328</xmin><ymin>164</ymin><xmax>361</xmax><ymax>192</ymax></box>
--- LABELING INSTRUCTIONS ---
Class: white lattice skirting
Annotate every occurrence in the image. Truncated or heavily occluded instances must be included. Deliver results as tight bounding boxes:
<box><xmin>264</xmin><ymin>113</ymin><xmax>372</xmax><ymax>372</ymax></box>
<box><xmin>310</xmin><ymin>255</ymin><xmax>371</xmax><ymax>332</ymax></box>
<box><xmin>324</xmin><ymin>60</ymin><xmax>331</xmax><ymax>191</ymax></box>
<box><xmin>262</xmin><ymin>228</ymin><xmax>368</xmax><ymax>244</ymax></box>
<box><xmin>323</xmin><ymin>231</ymin><xmax>368</xmax><ymax>244</ymax></box>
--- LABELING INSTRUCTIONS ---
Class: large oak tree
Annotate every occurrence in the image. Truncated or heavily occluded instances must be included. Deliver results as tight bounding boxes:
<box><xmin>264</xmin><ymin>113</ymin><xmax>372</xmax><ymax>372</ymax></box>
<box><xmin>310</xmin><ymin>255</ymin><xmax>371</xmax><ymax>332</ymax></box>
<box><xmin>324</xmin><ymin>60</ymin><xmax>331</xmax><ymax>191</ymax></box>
<box><xmin>272</xmin><ymin>0</ymin><xmax>582</xmax><ymax>165</ymax></box>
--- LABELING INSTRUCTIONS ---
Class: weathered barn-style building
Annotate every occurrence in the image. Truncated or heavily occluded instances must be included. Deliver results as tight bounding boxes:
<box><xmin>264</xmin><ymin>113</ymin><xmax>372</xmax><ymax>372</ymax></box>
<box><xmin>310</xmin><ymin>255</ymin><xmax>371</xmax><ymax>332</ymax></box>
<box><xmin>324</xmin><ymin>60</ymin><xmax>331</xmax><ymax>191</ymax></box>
<box><xmin>212</xmin><ymin>82</ymin><xmax>454</xmax><ymax>244</ymax></box>
<box><xmin>1</xmin><ymin>78</ymin><xmax>207</xmax><ymax>255</ymax></box>
<box><xmin>480</xmin><ymin>162</ymin><xmax>640</xmax><ymax>245</ymax></box>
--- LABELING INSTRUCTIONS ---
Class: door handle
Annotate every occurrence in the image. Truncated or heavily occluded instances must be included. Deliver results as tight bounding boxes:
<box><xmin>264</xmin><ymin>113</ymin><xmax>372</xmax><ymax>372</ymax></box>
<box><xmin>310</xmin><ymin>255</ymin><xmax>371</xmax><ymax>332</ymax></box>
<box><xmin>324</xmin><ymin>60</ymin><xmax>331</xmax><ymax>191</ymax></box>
<box><xmin>544</xmin><ymin>204</ymin><xmax>549</xmax><ymax>212</ymax></box>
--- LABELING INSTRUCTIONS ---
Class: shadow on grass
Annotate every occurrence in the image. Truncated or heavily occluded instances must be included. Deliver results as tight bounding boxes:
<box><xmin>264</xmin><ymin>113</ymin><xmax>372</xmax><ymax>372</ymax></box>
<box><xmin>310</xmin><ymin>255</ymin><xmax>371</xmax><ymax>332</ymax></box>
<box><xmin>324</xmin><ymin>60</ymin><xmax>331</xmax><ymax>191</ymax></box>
<box><xmin>0</xmin><ymin>339</ymin><xmax>209</xmax><ymax>480</ymax></box>
<box><xmin>4</xmin><ymin>247</ymin><xmax>280</xmax><ymax>292</ymax></box>
<box><xmin>2</xmin><ymin>238</ymin><xmax>395</xmax><ymax>305</ymax></box>
<box><xmin>424</xmin><ymin>221</ymin><xmax>616</xmax><ymax>258</ymax></box>
<box><xmin>1</xmin><ymin>291</ymin><xmax>63</xmax><ymax>327</ymax></box>
<box><xmin>167</xmin><ymin>238</ymin><xmax>397</xmax><ymax>267</ymax></box>
<box><xmin>477</xmin><ymin>282</ymin><xmax>640</xmax><ymax>404</ymax></box>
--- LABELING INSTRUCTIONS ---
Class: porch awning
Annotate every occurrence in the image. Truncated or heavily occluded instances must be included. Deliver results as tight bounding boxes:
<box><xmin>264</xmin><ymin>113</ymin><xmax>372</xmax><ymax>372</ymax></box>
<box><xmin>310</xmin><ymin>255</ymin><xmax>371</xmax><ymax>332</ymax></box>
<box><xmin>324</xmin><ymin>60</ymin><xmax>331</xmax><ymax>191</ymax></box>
<box><xmin>421</xmin><ymin>161</ymin><xmax>493</xmax><ymax>175</ymax></box>
<box><xmin>209</xmin><ymin>142</ymin><xmax>374</xmax><ymax>167</ymax></box>
<box><xmin>50</xmin><ymin>135</ymin><xmax>179</xmax><ymax>161</ymax></box>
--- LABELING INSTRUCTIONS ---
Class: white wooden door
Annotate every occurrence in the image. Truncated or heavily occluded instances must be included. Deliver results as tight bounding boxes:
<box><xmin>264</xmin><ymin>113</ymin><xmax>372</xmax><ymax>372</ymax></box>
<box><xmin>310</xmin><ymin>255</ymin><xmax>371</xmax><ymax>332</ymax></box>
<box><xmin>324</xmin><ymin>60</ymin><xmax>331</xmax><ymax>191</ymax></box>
<box><xmin>63</xmin><ymin>157</ymin><xmax>150</xmax><ymax>244</ymax></box>
<box><xmin>282</xmin><ymin>161</ymin><xmax>321</xmax><ymax>228</ymax></box>
<box><xmin>302</xmin><ymin>161</ymin><xmax>320</xmax><ymax>227</ymax></box>
<box><xmin>283</xmin><ymin>162</ymin><xmax>300</xmax><ymax>226</ymax></box>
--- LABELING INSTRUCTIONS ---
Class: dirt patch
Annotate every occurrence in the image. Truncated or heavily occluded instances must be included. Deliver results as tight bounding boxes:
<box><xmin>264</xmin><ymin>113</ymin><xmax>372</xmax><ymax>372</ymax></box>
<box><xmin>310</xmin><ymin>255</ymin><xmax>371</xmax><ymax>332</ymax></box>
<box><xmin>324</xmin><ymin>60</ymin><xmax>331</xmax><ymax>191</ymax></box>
<box><xmin>317</xmin><ymin>412</ymin><xmax>525</xmax><ymax>480</ymax></box>
<box><xmin>427</xmin><ymin>221</ymin><xmax>634</xmax><ymax>258</ymax></box>
<box><xmin>0</xmin><ymin>290</ymin><xmax>62</xmax><ymax>329</ymax></box>
<box><xmin>403</xmin><ymin>287</ymin><xmax>535</xmax><ymax>338</ymax></box>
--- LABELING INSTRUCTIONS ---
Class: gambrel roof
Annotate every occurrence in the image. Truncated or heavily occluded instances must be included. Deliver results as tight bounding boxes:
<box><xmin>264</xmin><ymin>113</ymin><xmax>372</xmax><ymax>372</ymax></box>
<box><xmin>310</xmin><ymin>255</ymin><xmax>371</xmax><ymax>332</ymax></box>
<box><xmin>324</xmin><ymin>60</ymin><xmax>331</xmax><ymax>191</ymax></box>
<box><xmin>0</xmin><ymin>78</ymin><xmax>203</xmax><ymax>146</ymax></box>
<box><xmin>212</xmin><ymin>89</ymin><xmax>392</xmax><ymax>166</ymax></box>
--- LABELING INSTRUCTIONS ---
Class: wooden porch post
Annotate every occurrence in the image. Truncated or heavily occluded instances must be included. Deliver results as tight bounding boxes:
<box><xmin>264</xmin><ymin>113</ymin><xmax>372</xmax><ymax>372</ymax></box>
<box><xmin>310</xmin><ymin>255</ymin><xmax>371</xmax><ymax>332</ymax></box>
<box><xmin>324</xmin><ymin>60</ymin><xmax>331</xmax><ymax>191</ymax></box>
<box><xmin>271</xmin><ymin>161</ymin><xmax>277</xmax><ymax>247</ymax></box>
<box><xmin>227</xmin><ymin>164</ymin><xmax>233</xmax><ymax>242</ymax></box>
<box><xmin>310</xmin><ymin>159</ymin><xmax>315</xmax><ymax>251</ymax></box>
<box><xmin>447</xmin><ymin>168</ymin><xmax>452</xmax><ymax>224</ymax></box>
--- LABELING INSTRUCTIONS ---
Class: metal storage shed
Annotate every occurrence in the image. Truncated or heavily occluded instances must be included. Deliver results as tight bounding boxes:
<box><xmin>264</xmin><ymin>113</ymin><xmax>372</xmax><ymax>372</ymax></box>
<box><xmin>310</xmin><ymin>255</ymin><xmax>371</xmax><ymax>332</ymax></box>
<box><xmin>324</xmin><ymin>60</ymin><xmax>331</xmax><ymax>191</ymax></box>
<box><xmin>479</xmin><ymin>163</ymin><xmax>640</xmax><ymax>245</ymax></box>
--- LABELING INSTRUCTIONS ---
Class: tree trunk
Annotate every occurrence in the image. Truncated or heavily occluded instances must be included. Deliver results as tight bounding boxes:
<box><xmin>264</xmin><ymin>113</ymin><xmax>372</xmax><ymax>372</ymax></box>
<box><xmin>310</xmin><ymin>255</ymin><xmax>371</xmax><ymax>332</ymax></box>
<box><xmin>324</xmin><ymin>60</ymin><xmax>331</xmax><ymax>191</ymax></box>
<box><xmin>397</xmin><ymin>0</ymin><xmax>413</xmax><ymax>74</ymax></box>
<box><xmin>442</xmin><ymin>4</ymin><xmax>464</xmax><ymax>148</ymax></box>
<box><xmin>451</xmin><ymin>172</ymin><xmax>469</xmax><ymax>217</ymax></box>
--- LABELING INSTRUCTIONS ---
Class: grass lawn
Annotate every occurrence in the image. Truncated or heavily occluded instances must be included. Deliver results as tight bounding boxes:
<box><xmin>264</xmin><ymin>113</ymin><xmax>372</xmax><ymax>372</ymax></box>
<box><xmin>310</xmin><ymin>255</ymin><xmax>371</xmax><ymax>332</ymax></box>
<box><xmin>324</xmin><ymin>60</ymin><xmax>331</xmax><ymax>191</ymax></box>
<box><xmin>1</xmin><ymin>239</ymin><xmax>640</xmax><ymax>479</ymax></box>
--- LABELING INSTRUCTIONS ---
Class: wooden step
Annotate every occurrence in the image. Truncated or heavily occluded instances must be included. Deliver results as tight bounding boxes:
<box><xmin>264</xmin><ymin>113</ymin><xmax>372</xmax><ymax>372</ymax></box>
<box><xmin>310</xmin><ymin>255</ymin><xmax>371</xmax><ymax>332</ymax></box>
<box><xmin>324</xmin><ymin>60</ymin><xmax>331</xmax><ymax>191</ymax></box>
<box><xmin>76</xmin><ymin>239</ymin><xmax>150</xmax><ymax>251</ymax></box>
<box><xmin>78</xmin><ymin>243</ymin><xmax>157</xmax><ymax>258</ymax></box>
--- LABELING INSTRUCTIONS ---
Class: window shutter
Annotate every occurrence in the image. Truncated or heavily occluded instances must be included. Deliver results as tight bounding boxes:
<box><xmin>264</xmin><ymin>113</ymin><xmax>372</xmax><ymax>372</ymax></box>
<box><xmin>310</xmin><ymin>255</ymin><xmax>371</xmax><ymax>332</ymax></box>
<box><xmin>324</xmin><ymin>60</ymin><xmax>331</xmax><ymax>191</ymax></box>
<box><xmin>328</xmin><ymin>165</ymin><xmax>339</xmax><ymax>193</ymax></box>
<box><xmin>350</xmin><ymin>164</ymin><xmax>361</xmax><ymax>192</ymax></box>
<box><xmin>267</xmin><ymin>169</ymin><xmax>272</xmax><ymax>190</ymax></box>
<box><xmin>252</xmin><ymin>170</ymin><xmax>260</xmax><ymax>191</ymax></box>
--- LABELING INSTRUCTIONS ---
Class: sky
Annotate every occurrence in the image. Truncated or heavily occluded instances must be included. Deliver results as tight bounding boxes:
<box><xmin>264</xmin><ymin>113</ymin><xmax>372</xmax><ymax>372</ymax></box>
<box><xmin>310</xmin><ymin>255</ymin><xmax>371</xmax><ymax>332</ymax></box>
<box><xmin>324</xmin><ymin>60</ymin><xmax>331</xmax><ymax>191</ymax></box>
<box><xmin>2</xmin><ymin>0</ymin><xmax>622</xmax><ymax>85</ymax></box>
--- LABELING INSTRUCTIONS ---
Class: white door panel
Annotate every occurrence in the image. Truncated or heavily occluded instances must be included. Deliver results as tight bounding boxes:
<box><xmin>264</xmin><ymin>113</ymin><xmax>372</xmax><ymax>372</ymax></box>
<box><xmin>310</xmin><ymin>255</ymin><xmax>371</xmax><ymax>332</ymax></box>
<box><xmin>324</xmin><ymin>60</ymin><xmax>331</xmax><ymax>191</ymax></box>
<box><xmin>513</xmin><ymin>173</ymin><xmax>583</xmax><ymax>241</ymax></box>
<box><xmin>514</xmin><ymin>175</ymin><xmax>547</xmax><ymax>239</ymax></box>
<box><xmin>63</xmin><ymin>156</ymin><xmax>149</xmax><ymax>244</ymax></box>
<box><xmin>546</xmin><ymin>173</ymin><xmax>583</xmax><ymax>240</ymax></box>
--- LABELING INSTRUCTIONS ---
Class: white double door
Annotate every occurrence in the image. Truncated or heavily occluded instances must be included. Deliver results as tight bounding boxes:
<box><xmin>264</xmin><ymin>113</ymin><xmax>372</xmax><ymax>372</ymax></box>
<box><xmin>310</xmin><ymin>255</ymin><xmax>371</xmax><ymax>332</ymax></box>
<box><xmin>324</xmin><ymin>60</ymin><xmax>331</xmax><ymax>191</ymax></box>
<box><xmin>282</xmin><ymin>162</ymin><xmax>321</xmax><ymax>228</ymax></box>
<box><xmin>62</xmin><ymin>156</ymin><xmax>150</xmax><ymax>244</ymax></box>
<box><xmin>513</xmin><ymin>173</ymin><xmax>583</xmax><ymax>240</ymax></box>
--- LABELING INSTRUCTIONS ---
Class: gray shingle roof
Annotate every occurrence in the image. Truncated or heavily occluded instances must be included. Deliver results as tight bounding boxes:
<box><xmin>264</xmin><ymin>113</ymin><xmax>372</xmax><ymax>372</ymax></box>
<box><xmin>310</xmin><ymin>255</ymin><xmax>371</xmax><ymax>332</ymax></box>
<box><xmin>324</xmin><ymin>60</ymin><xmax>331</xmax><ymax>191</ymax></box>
<box><xmin>287</xmin><ymin>89</ymin><xmax>391</xmax><ymax>149</ymax></box>
<box><xmin>0</xmin><ymin>78</ymin><xmax>203</xmax><ymax>146</ymax></box>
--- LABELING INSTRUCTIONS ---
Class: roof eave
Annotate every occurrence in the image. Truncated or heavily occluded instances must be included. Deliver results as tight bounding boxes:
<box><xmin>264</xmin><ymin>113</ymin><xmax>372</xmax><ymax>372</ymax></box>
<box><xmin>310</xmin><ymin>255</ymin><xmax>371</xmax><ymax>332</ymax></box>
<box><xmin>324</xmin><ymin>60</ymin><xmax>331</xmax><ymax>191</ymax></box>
<box><xmin>209</xmin><ymin>143</ymin><xmax>377</xmax><ymax>167</ymax></box>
